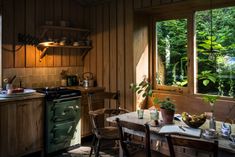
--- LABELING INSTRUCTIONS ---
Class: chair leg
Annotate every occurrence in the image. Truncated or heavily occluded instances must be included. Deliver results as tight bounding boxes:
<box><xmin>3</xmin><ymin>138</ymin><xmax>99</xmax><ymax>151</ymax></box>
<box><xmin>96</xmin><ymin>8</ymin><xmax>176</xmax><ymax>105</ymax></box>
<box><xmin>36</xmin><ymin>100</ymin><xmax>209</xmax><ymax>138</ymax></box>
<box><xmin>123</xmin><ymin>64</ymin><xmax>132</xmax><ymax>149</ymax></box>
<box><xmin>89</xmin><ymin>135</ymin><xmax>97</xmax><ymax>157</ymax></box>
<box><xmin>95</xmin><ymin>139</ymin><xmax>101</xmax><ymax>157</ymax></box>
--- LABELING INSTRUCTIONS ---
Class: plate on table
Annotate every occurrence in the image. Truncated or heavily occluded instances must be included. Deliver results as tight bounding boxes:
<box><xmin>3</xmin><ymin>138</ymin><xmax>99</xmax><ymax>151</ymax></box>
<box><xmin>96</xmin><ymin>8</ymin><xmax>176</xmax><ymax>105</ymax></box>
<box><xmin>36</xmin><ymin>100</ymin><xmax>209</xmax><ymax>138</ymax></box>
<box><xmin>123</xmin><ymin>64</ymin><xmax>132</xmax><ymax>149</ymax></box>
<box><xmin>0</xmin><ymin>89</ymin><xmax>36</xmax><ymax>98</ymax></box>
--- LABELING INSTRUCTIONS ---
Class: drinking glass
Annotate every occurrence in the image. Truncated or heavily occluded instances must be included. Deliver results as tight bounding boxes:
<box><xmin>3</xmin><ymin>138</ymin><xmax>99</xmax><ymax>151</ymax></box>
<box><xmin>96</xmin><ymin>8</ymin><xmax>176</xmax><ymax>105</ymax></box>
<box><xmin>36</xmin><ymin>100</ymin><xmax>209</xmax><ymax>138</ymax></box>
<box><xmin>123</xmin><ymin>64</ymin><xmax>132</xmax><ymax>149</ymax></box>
<box><xmin>137</xmin><ymin>109</ymin><xmax>144</xmax><ymax>119</ymax></box>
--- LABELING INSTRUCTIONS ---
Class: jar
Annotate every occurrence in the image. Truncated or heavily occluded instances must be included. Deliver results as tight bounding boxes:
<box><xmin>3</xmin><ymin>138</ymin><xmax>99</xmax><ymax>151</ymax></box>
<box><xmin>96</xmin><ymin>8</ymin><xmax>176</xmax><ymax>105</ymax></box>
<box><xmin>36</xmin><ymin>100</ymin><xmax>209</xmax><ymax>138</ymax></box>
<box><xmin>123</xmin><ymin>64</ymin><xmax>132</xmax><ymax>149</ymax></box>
<box><xmin>6</xmin><ymin>84</ymin><xmax>13</xmax><ymax>94</ymax></box>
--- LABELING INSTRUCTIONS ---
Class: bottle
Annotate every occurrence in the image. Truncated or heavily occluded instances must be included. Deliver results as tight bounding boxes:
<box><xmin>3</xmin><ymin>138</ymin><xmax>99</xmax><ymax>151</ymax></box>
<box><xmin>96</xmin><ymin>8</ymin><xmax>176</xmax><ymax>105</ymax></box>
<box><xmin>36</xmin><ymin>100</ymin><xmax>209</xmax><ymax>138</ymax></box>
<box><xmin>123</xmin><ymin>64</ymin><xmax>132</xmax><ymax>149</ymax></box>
<box><xmin>209</xmin><ymin>116</ymin><xmax>216</xmax><ymax>130</ymax></box>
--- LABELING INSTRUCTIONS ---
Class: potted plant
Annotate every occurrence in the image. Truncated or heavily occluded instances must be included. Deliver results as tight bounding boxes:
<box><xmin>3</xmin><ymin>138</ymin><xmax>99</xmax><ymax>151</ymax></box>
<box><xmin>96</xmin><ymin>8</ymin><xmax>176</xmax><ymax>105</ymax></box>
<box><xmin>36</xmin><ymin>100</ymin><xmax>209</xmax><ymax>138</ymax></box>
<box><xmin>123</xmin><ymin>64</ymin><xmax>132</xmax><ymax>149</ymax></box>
<box><xmin>130</xmin><ymin>76</ymin><xmax>152</xmax><ymax>109</ymax></box>
<box><xmin>155</xmin><ymin>98</ymin><xmax>176</xmax><ymax>124</ymax></box>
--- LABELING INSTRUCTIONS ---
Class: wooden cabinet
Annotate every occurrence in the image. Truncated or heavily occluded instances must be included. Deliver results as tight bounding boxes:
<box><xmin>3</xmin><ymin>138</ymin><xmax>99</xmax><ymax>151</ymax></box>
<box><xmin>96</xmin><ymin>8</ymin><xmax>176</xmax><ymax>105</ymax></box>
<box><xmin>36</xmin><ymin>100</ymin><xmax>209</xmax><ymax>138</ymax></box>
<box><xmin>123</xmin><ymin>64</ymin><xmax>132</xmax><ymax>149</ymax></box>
<box><xmin>0</xmin><ymin>98</ymin><xmax>44</xmax><ymax>157</ymax></box>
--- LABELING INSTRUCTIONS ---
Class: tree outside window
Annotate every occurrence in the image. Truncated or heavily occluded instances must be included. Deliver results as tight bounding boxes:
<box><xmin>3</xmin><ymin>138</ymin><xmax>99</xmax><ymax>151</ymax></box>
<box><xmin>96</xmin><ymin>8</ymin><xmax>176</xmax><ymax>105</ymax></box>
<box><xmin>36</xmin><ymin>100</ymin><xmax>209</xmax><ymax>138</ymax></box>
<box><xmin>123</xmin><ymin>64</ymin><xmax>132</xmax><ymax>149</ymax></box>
<box><xmin>156</xmin><ymin>19</ymin><xmax>188</xmax><ymax>87</ymax></box>
<box><xmin>196</xmin><ymin>7</ymin><xmax>235</xmax><ymax>97</ymax></box>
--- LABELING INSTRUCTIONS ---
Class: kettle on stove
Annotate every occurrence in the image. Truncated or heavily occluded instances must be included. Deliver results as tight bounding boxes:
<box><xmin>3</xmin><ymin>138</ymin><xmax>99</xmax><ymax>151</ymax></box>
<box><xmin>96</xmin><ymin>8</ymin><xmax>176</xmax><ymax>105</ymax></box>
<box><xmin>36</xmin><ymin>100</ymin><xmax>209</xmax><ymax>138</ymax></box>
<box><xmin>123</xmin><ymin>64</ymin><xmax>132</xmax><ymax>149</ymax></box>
<box><xmin>82</xmin><ymin>72</ymin><xmax>95</xmax><ymax>88</ymax></box>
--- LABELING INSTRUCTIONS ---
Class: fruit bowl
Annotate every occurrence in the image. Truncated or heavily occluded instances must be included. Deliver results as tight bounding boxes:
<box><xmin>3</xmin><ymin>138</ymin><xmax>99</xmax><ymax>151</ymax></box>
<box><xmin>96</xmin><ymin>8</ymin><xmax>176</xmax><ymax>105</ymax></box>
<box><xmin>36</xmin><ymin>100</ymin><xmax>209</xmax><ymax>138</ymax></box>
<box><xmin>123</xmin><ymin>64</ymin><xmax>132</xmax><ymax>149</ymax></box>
<box><xmin>181</xmin><ymin>112</ymin><xmax>206</xmax><ymax>128</ymax></box>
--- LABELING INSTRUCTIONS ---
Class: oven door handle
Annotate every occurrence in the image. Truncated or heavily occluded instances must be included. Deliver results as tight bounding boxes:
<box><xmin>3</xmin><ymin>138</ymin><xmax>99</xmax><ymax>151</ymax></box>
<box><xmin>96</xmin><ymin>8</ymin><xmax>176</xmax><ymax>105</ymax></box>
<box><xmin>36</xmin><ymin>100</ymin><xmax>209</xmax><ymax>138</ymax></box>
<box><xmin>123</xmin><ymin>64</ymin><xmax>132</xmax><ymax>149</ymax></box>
<box><xmin>53</xmin><ymin>96</ymin><xmax>82</xmax><ymax>103</ymax></box>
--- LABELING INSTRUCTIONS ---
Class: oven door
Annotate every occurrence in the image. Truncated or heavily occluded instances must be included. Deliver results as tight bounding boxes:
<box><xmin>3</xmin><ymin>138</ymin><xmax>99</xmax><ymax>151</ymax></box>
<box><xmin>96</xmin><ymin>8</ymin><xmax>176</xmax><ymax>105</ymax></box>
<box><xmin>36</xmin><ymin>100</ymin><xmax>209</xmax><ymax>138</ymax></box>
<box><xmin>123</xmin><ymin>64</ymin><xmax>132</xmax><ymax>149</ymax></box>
<box><xmin>47</xmin><ymin>96</ymin><xmax>81</xmax><ymax>154</ymax></box>
<box><xmin>51</xmin><ymin>97</ymin><xmax>80</xmax><ymax>122</ymax></box>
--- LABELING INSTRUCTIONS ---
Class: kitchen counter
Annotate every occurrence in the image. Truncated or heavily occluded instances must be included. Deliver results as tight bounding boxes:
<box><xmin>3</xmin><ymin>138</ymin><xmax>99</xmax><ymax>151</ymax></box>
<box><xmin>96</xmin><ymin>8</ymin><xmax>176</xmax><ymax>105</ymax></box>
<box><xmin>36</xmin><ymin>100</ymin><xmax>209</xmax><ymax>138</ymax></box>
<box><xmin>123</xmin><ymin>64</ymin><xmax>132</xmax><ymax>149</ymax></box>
<box><xmin>67</xmin><ymin>86</ymin><xmax>105</xmax><ymax>93</ymax></box>
<box><xmin>0</xmin><ymin>92</ymin><xmax>45</xmax><ymax>103</ymax></box>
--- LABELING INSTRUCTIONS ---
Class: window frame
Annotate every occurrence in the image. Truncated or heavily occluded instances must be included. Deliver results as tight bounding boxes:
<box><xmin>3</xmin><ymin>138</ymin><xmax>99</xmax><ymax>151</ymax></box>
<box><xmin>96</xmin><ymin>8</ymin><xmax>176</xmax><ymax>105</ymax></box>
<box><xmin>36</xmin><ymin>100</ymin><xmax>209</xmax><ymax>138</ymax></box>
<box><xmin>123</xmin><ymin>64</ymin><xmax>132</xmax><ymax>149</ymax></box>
<box><xmin>151</xmin><ymin>5</ymin><xmax>235</xmax><ymax>99</ymax></box>
<box><xmin>152</xmin><ymin>13</ymin><xmax>194</xmax><ymax>95</ymax></box>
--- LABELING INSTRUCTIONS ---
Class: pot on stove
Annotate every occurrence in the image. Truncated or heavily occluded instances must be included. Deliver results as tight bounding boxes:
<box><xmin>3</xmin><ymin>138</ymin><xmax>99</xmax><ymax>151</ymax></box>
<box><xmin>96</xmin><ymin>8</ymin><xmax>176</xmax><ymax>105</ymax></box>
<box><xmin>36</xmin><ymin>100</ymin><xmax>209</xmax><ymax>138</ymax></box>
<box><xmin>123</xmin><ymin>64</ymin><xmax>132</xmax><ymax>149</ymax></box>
<box><xmin>83</xmin><ymin>72</ymin><xmax>94</xmax><ymax>88</ymax></box>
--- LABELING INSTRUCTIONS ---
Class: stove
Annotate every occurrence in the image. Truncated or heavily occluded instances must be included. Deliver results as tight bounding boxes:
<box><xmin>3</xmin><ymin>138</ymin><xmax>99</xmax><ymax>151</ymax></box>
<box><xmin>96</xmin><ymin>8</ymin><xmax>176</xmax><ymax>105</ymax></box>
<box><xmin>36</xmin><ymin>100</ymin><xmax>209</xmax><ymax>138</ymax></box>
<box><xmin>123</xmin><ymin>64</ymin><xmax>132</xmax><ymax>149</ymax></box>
<box><xmin>36</xmin><ymin>87</ymin><xmax>81</xmax><ymax>100</ymax></box>
<box><xmin>36</xmin><ymin>87</ymin><xmax>82</xmax><ymax>155</ymax></box>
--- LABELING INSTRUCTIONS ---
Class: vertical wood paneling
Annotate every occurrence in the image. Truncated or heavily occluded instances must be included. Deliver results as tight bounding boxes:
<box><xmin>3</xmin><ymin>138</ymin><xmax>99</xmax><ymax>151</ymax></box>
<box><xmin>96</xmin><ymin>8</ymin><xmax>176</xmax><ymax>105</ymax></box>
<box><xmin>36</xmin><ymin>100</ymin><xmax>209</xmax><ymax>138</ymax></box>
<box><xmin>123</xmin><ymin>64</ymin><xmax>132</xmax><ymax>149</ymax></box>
<box><xmin>35</xmin><ymin>0</ymin><xmax>46</xmax><ymax>67</ymax></box>
<box><xmin>14</xmin><ymin>0</ymin><xmax>25</xmax><ymax>68</ymax></box>
<box><xmin>61</xmin><ymin>0</ymin><xmax>70</xmax><ymax>67</ymax></box>
<box><xmin>25</xmin><ymin>0</ymin><xmax>36</xmax><ymax>67</ymax></box>
<box><xmin>96</xmin><ymin>5</ymin><xmax>103</xmax><ymax>86</ymax></box>
<box><xmin>142</xmin><ymin>0</ymin><xmax>151</xmax><ymax>7</ymax></box>
<box><xmin>161</xmin><ymin>0</ymin><xmax>171</xmax><ymax>4</ymax></box>
<box><xmin>69</xmin><ymin>0</ymin><xmax>78</xmax><ymax>66</ymax></box>
<box><xmin>103</xmin><ymin>3</ymin><xmax>110</xmax><ymax>97</ymax></box>
<box><xmin>103</xmin><ymin>3</ymin><xmax>110</xmax><ymax>110</ymax></box>
<box><xmin>76</xmin><ymin>5</ymin><xmax>84</xmax><ymax>66</ymax></box>
<box><xmin>124</xmin><ymin>0</ymin><xmax>134</xmax><ymax>111</ymax></box>
<box><xmin>83</xmin><ymin>7</ymin><xmax>90</xmax><ymax>72</ymax></box>
<box><xmin>134</xmin><ymin>0</ymin><xmax>141</xmax><ymax>9</ymax></box>
<box><xmin>109</xmin><ymin>0</ymin><xmax>117</xmax><ymax>108</ymax></box>
<box><xmin>44</xmin><ymin>0</ymin><xmax>54</xmax><ymax>67</ymax></box>
<box><xmin>117</xmin><ymin>0</ymin><xmax>125</xmax><ymax>109</ymax></box>
<box><xmin>53</xmin><ymin>0</ymin><xmax>62</xmax><ymax>67</ymax></box>
<box><xmin>7</xmin><ymin>103</ymin><xmax>17</xmax><ymax>156</ymax></box>
<box><xmin>151</xmin><ymin>0</ymin><xmax>161</xmax><ymax>6</ymax></box>
<box><xmin>89</xmin><ymin>6</ymin><xmax>97</xmax><ymax>77</ymax></box>
<box><xmin>2</xmin><ymin>0</ymin><xmax>14</xmax><ymax>68</ymax></box>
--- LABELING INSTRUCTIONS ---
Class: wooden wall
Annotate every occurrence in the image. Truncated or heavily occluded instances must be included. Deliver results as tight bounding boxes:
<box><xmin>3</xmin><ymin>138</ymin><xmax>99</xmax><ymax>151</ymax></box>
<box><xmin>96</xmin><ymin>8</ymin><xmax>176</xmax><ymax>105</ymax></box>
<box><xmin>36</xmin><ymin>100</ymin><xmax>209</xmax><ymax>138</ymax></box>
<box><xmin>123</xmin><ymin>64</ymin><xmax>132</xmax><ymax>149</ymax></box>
<box><xmin>84</xmin><ymin>0</ymin><xmax>134</xmax><ymax>111</ymax></box>
<box><xmin>84</xmin><ymin>0</ymin><xmax>187</xmax><ymax>111</ymax></box>
<box><xmin>1</xmin><ymin>0</ymin><xmax>85</xmax><ymax>68</ymax></box>
<box><xmin>84</xmin><ymin>0</ymin><xmax>235</xmax><ymax>121</ymax></box>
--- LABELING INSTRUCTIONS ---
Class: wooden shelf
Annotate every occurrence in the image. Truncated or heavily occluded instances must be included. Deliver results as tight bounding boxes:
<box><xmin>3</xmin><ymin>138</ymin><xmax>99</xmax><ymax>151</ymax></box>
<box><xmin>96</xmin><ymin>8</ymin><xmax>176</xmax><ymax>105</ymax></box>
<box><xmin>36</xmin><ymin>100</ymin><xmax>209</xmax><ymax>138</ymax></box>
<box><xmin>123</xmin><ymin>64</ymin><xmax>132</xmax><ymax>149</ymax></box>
<box><xmin>38</xmin><ymin>44</ymin><xmax>92</xmax><ymax>49</ymax></box>
<box><xmin>38</xmin><ymin>25</ymin><xmax>92</xmax><ymax>61</ymax></box>
<box><xmin>40</xmin><ymin>25</ymin><xmax>90</xmax><ymax>32</ymax></box>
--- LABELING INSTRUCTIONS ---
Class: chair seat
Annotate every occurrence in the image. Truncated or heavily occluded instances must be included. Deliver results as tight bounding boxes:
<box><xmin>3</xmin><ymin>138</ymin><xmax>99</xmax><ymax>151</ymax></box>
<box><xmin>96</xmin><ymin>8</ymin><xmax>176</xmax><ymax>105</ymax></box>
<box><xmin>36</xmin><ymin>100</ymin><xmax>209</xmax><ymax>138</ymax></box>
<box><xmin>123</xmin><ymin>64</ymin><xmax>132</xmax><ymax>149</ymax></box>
<box><xmin>96</xmin><ymin>126</ymin><xmax>119</xmax><ymax>140</ymax></box>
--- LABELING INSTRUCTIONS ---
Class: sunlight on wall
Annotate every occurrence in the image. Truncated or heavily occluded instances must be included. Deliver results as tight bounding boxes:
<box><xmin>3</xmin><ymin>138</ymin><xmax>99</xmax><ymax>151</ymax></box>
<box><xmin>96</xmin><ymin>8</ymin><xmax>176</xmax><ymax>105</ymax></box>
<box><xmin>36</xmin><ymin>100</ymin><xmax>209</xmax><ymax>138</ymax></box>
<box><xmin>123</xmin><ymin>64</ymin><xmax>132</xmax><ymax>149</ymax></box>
<box><xmin>136</xmin><ymin>45</ymin><xmax>148</xmax><ymax>109</ymax></box>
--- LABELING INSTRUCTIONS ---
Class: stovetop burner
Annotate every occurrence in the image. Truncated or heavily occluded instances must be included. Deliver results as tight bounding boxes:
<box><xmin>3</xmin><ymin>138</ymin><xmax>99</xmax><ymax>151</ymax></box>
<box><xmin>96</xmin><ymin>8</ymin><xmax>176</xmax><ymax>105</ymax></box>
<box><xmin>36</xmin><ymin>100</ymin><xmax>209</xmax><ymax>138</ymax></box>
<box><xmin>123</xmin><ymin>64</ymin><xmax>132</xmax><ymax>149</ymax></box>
<box><xmin>36</xmin><ymin>87</ymin><xmax>81</xmax><ymax>100</ymax></box>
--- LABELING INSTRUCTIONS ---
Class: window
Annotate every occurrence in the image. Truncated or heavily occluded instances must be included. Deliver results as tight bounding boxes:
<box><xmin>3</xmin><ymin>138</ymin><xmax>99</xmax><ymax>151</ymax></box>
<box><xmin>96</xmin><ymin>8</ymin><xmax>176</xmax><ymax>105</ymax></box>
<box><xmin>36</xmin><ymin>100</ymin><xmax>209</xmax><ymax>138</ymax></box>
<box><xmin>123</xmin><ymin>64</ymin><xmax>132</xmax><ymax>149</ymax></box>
<box><xmin>156</xmin><ymin>19</ymin><xmax>188</xmax><ymax>87</ymax></box>
<box><xmin>153</xmin><ymin>6</ymin><xmax>235</xmax><ymax>98</ymax></box>
<box><xmin>196</xmin><ymin>7</ymin><xmax>235</xmax><ymax>97</ymax></box>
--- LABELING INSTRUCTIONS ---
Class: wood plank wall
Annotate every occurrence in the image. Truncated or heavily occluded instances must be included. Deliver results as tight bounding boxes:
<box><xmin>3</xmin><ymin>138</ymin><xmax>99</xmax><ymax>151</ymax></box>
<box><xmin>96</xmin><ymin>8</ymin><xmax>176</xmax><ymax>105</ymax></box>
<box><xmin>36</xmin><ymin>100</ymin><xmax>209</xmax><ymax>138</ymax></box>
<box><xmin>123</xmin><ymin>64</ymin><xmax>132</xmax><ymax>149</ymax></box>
<box><xmin>84</xmin><ymin>0</ymin><xmax>186</xmax><ymax>111</ymax></box>
<box><xmin>84</xmin><ymin>0</ymin><xmax>235</xmax><ymax>120</ymax></box>
<box><xmin>1</xmin><ymin>0</ymin><xmax>85</xmax><ymax>68</ymax></box>
<box><xmin>84</xmin><ymin>0</ymin><xmax>134</xmax><ymax>111</ymax></box>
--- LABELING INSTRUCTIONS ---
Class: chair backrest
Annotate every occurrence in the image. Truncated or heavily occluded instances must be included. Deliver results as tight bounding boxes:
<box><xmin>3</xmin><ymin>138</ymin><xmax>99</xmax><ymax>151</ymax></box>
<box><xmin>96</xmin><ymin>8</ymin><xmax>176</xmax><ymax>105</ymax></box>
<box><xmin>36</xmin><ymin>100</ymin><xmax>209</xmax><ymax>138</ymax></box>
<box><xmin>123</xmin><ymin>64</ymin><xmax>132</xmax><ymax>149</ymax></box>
<box><xmin>115</xmin><ymin>118</ymin><xmax>151</xmax><ymax>157</ymax></box>
<box><xmin>88</xmin><ymin>91</ymin><xmax>121</xmax><ymax>135</ymax></box>
<box><xmin>88</xmin><ymin>91</ymin><xmax>120</xmax><ymax>111</ymax></box>
<box><xmin>166</xmin><ymin>135</ymin><xmax>218</xmax><ymax>157</ymax></box>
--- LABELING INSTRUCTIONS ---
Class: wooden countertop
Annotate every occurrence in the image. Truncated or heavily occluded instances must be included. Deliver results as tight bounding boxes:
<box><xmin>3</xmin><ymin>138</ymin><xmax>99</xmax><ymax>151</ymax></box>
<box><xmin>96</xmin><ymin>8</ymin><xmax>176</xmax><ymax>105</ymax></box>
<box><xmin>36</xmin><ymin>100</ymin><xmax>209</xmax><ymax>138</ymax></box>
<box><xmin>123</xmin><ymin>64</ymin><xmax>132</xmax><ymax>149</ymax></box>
<box><xmin>0</xmin><ymin>92</ymin><xmax>45</xmax><ymax>103</ymax></box>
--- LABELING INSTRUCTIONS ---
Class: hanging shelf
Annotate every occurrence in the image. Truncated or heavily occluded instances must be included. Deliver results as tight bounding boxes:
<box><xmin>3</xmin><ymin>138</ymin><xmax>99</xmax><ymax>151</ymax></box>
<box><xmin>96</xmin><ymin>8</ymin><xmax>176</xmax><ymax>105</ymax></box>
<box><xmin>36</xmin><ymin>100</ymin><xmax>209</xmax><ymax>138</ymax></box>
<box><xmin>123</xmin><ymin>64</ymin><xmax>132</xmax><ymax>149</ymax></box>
<box><xmin>38</xmin><ymin>25</ymin><xmax>92</xmax><ymax>62</ymax></box>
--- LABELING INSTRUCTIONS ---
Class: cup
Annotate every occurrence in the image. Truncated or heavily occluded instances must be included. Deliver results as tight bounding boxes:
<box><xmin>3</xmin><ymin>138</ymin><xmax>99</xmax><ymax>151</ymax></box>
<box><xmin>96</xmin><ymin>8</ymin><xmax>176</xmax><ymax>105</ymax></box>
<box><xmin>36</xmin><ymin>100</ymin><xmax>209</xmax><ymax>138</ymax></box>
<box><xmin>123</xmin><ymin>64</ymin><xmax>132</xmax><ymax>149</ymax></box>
<box><xmin>150</xmin><ymin>109</ymin><xmax>159</xmax><ymax>120</ymax></box>
<box><xmin>221</xmin><ymin>122</ymin><xmax>231</xmax><ymax>137</ymax></box>
<box><xmin>137</xmin><ymin>109</ymin><xmax>144</xmax><ymax>119</ymax></box>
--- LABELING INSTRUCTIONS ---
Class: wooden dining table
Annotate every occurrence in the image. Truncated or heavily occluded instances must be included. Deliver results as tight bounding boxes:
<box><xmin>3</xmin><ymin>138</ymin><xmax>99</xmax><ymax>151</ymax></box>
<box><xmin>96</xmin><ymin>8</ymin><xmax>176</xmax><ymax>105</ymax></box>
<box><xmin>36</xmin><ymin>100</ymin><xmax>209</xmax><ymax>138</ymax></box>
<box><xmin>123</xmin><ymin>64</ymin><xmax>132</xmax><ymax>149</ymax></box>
<box><xmin>106</xmin><ymin>110</ymin><xmax>235</xmax><ymax>157</ymax></box>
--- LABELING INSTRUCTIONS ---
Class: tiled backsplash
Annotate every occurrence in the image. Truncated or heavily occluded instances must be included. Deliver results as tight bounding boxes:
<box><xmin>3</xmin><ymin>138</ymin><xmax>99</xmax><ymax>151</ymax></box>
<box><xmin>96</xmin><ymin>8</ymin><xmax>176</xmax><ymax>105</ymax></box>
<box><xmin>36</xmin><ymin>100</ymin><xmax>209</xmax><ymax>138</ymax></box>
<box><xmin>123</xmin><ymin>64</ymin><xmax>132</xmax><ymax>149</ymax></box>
<box><xmin>3</xmin><ymin>67</ymin><xmax>83</xmax><ymax>88</ymax></box>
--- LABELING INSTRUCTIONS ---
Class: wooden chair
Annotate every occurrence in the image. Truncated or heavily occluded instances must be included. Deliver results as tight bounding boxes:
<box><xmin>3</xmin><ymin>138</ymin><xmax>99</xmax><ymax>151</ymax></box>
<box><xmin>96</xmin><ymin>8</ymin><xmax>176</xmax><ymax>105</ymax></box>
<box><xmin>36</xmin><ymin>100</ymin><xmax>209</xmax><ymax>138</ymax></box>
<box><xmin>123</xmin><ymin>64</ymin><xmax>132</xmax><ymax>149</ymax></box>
<box><xmin>115</xmin><ymin>117</ymin><xmax>152</xmax><ymax>157</ymax></box>
<box><xmin>88</xmin><ymin>91</ymin><xmax>128</xmax><ymax>157</ymax></box>
<box><xmin>166</xmin><ymin>134</ymin><xmax>218</xmax><ymax>157</ymax></box>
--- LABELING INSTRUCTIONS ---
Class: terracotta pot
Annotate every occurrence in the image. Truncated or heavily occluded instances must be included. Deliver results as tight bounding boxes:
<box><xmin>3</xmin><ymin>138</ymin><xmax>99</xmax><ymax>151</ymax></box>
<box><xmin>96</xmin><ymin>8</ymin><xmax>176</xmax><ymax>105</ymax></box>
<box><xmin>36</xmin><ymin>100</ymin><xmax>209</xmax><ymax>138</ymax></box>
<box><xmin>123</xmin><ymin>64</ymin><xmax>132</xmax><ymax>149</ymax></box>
<box><xmin>160</xmin><ymin>108</ymin><xmax>175</xmax><ymax>124</ymax></box>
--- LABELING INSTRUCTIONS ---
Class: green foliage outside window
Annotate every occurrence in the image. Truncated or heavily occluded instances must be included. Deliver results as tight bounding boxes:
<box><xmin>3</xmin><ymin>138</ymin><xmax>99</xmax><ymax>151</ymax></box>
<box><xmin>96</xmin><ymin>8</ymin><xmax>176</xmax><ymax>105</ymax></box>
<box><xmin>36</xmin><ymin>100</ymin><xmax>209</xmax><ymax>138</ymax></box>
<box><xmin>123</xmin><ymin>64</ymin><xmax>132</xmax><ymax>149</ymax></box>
<box><xmin>196</xmin><ymin>7</ymin><xmax>235</xmax><ymax>97</ymax></box>
<box><xmin>155</xmin><ymin>6</ymin><xmax>235</xmax><ymax>97</ymax></box>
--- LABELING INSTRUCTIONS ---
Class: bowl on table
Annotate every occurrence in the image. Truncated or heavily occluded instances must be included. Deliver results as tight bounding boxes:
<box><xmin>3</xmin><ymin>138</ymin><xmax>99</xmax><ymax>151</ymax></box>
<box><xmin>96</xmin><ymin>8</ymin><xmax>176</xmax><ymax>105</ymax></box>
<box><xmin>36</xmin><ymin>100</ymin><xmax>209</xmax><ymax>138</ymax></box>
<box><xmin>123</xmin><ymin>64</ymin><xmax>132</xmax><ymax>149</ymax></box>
<box><xmin>181</xmin><ymin>112</ymin><xmax>206</xmax><ymax>128</ymax></box>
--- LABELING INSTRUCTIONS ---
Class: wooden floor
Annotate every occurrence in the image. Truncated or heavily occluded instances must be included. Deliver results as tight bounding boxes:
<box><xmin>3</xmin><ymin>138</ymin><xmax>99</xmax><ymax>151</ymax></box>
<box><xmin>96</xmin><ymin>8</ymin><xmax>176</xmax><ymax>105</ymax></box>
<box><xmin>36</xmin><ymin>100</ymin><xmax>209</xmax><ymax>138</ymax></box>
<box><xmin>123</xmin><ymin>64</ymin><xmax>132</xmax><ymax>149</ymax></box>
<box><xmin>54</xmin><ymin>138</ymin><xmax>119</xmax><ymax>157</ymax></box>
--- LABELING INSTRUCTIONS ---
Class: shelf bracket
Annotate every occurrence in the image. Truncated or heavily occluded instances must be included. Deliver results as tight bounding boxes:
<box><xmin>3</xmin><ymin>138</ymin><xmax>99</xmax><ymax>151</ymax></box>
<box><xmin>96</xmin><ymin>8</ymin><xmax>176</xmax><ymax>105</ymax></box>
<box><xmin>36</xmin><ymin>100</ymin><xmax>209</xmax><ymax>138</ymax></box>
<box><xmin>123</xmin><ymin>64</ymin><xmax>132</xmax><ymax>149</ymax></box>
<box><xmin>38</xmin><ymin>47</ymin><xmax>48</xmax><ymax>62</ymax></box>
<box><xmin>81</xmin><ymin>49</ymin><xmax>90</xmax><ymax>60</ymax></box>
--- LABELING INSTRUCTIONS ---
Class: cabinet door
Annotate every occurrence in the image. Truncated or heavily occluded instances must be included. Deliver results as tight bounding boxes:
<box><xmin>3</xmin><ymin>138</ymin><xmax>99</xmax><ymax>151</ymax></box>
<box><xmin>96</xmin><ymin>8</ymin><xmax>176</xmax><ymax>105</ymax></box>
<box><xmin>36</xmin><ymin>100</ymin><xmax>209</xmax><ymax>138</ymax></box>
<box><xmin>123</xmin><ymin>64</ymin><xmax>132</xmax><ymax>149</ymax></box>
<box><xmin>16</xmin><ymin>99</ymin><xmax>43</xmax><ymax>155</ymax></box>
<box><xmin>0</xmin><ymin>102</ymin><xmax>18</xmax><ymax>157</ymax></box>
<box><xmin>0</xmin><ymin>98</ymin><xmax>43</xmax><ymax>157</ymax></box>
